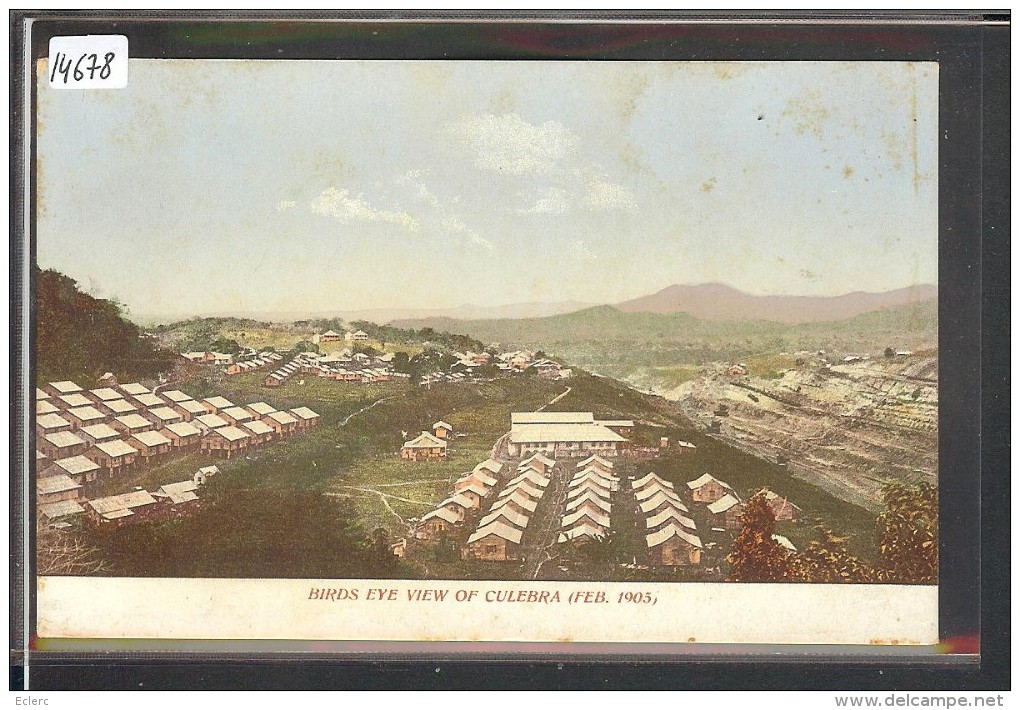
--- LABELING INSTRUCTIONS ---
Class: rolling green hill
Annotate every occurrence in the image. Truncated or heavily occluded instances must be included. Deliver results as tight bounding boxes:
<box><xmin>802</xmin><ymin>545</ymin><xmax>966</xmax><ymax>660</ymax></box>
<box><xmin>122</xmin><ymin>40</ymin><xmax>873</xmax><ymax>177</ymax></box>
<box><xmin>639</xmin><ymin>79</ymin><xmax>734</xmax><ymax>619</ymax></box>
<box><xmin>393</xmin><ymin>300</ymin><xmax>938</xmax><ymax>384</ymax></box>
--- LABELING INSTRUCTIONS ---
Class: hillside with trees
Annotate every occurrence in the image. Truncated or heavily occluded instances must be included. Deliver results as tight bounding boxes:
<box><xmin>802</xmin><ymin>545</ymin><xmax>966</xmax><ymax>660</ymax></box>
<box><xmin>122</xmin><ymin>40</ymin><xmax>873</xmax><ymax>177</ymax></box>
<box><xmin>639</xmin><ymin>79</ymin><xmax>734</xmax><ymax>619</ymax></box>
<box><xmin>35</xmin><ymin>267</ymin><xmax>176</xmax><ymax>385</ymax></box>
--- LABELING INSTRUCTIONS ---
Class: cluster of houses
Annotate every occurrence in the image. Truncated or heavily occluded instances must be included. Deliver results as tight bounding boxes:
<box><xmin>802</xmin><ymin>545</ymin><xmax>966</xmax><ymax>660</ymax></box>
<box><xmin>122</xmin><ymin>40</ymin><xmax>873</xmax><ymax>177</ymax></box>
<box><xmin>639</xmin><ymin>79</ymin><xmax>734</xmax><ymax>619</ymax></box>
<box><xmin>686</xmin><ymin>473</ymin><xmax>801</xmax><ymax>532</ymax></box>
<box><xmin>36</xmin><ymin>379</ymin><xmax>320</xmax><ymax>524</ymax></box>
<box><xmin>40</xmin><ymin>463</ymin><xmax>220</xmax><ymax>528</ymax></box>
<box><xmin>461</xmin><ymin>453</ymin><xmax>557</xmax><ymax>561</ymax></box>
<box><xmin>223</xmin><ymin>351</ymin><xmax>284</xmax><ymax>376</ymax></box>
<box><xmin>450</xmin><ymin>350</ymin><xmax>572</xmax><ymax>381</ymax></box>
<box><xmin>265</xmin><ymin>351</ymin><xmax>406</xmax><ymax>388</ymax></box>
<box><xmin>633</xmin><ymin>473</ymin><xmax>703</xmax><ymax>567</ymax></box>
<box><xmin>507</xmin><ymin>411</ymin><xmax>633</xmax><ymax>459</ymax></box>
<box><xmin>557</xmin><ymin>455</ymin><xmax>618</xmax><ymax>545</ymax></box>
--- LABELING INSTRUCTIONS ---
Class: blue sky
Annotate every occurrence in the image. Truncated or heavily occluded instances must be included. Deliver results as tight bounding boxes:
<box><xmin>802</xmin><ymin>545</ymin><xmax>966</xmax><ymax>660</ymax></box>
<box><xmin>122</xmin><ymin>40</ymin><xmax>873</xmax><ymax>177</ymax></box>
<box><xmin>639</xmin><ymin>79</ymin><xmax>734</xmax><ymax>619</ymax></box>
<box><xmin>36</xmin><ymin>60</ymin><xmax>938</xmax><ymax>317</ymax></box>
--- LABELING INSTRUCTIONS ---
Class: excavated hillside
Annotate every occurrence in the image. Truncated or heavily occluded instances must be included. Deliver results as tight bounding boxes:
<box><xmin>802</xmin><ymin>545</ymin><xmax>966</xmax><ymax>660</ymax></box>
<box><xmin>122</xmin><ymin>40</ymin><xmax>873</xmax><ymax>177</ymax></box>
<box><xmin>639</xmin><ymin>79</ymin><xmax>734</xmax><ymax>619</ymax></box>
<box><xmin>667</xmin><ymin>355</ymin><xmax>938</xmax><ymax>511</ymax></box>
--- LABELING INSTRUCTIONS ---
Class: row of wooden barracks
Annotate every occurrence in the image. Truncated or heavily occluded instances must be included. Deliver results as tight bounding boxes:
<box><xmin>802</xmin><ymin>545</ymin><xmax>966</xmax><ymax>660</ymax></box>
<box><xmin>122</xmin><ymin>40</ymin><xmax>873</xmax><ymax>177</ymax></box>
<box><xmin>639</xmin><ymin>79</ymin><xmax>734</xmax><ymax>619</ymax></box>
<box><xmin>633</xmin><ymin>473</ymin><xmax>704</xmax><ymax>566</ymax></box>
<box><xmin>35</xmin><ymin>380</ymin><xmax>319</xmax><ymax>517</ymax></box>
<box><xmin>40</xmin><ymin>464</ymin><xmax>222</xmax><ymax>528</ymax></box>
<box><xmin>557</xmin><ymin>456</ymin><xmax>619</xmax><ymax>545</ymax></box>
<box><xmin>264</xmin><ymin>351</ymin><xmax>409</xmax><ymax>388</ymax></box>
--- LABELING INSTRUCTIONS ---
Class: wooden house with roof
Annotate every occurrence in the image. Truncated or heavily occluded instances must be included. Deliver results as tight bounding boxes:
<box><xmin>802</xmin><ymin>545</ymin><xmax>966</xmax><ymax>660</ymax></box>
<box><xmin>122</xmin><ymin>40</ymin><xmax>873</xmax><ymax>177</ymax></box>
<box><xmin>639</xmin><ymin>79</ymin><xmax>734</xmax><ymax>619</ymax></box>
<box><xmin>490</xmin><ymin>491</ymin><xmax>538</xmax><ymax>516</ymax></box>
<box><xmin>455</xmin><ymin>481</ymin><xmax>490</xmax><ymax>509</ymax></box>
<box><xmin>455</xmin><ymin>469</ymin><xmax>498</xmax><ymax>495</ymax></box>
<box><xmin>39</xmin><ymin>499</ymin><xmax>85</xmax><ymax>524</ymax></box>
<box><xmin>43</xmin><ymin>455</ymin><xmax>101</xmax><ymax>487</ymax></box>
<box><xmin>245</xmin><ymin>401</ymin><xmax>277</xmax><ymax>418</ymax></box>
<box><xmin>645</xmin><ymin>507</ymin><xmax>697</xmax><ymax>532</ymax></box>
<box><xmin>561</xmin><ymin>506</ymin><xmax>610</xmax><ymax>531</ymax></box>
<box><xmin>161</xmin><ymin>390</ymin><xmax>193</xmax><ymax>404</ymax></box>
<box><xmin>473</xmin><ymin>458</ymin><xmax>504</xmax><ymax>478</ymax></box>
<box><xmin>118</xmin><ymin>382</ymin><xmax>151</xmax><ymax>397</ymax></box>
<box><xmin>479</xmin><ymin>505</ymin><xmax>530</xmax><ymax>531</ymax></box>
<box><xmin>40</xmin><ymin>431</ymin><xmax>88</xmax><ymax>460</ymax></box>
<box><xmin>558</xmin><ymin>522</ymin><xmax>606</xmax><ymax>545</ymax></box>
<box><xmin>462</xmin><ymin>521</ymin><xmax>523</xmax><ymax>561</ymax></box>
<box><xmin>86</xmin><ymin>490</ymin><xmax>159</xmax><ymax>526</ymax></box>
<box><xmin>220</xmin><ymin>406</ymin><xmax>255</xmax><ymax>427</ymax></box>
<box><xmin>637</xmin><ymin>490</ymin><xmax>687</xmax><ymax>516</ymax></box>
<box><xmin>144</xmin><ymin>406</ymin><xmax>184</xmax><ymax>429</ymax></box>
<box><xmin>131</xmin><ymin>392</ymin><xmax>167</xmax><ymax>409</ymax></box>
<box><xmin>153</xmin><ymin>480</ymin><xmax>201</xmax><ymax>505</ymax></box>
<box><xmin>88</xmin><ymin>387</ymin><xmax>123</xmax><ymax>405</ymax></box>
<box><xmin>264</xmin><ymin>410</ymin><xmax>298</xmax><ymax>436</ymax></box>
<box><xmin>173</xmin><ymin>399</ymin><xmax>208</xmax><ymax>421</ymax></box>
<box><xmin>289</xmin><ymin>407</ymin><xmax>320</xmax><ymax>430</ymax></box>
<box><xmin>43</xmin><ymin>381</ymin><xmax>83</xmax><ymax>398</ymax></box>
<box><xmin>416</xmin><ymin>507</ymin><xmax>462</xmax><ymax>540</ymax></box>
<box><xmin>37</xmin><ymin>473</ymin><xmax>83</xmax><ymax>507</ymax></box>
<box><xmin>400</xmin><ymin>431</ymin><xmax>447</xmax><ymax>461</ymax></box>
<box><xmin>194</xmin><ymin>413</ymin><xmax>230</xmax><ymax>433</ymax></box>
<box><xmin>99</xmin><ymin>398</ymin><xmax>138</xmax><ymax>418</ymax></box>
<box><xmin>36</xmin><ymin>399</ymin><xmax>60</xmax><ymax>416</ymax></box>
<box><xmin>69</xmin><ymin>418</ymin><xmax>112</xmax><ymax>444</ymax></box>
<box><xmin>431</xmin><ymin>420</ymin><xmax>453</xmax><ymax>440</ymax></box>
<box><xmin>201</xmin><ymin>426</ymin><xmax>250</xmax><ymax>459</ymax></box>
<box><xmin>111</xmin><ymin>413</ymin><xmax>155</xmax><ymax>437</ymax></box>
<box><xmin>58</xmin><ymin>392</ymin><xmax>94</xmax><ymax>409</ymax></box>
<box><xmin>201</xmin><ymin>396</ymin><xmax>235</xmax><ymax>414</ymax></box>
<box><xmin>161</xmin><ymin>421</ymin><xmax>202</xmax><ymax>451</ymax></box>
<box><xmin>36</xmin><ymin>413</ymin><xmax>72</xmax><ymax>439</ymax></box>
<box><xmin>498</xmin><ymin>479</ymin><xmax>545</xmax><ymax>502</ymax></box>
<box><xmin>686</xmin><ymin>473</ymin><xmax>735</xmax><ymax>504</ymax></box>
<box><xmin>566</xmin><ymin>491</ymin><xmax>612</xmax><ymax>514</ymax></box>
<box><xmin>87</xmin><ymin>439</ymin><xmax>139</xmax><ymax>475</ymax></box>
<box><xmin>240</xmin><ymin>419</ymin><xmax>275</xmax><ymax>445</ymax></box>
<box><xmin>518</xmin><ymin>453</ymin><xmax>555</xmax><ymax>475</ymax></box>
<box><xmin>128</xmin><ymin>430</ymin><xmax>173</xmax><ymax>463</ymax></box>
<box><xmin>646</xmin><ymin>524</ymin><xmax>703</xmax><ymax>566</ymax></box>
<box><xmin>707</xmin><ymin>494</ymin><xmax>744</xmax><ymax>528</ymax></box>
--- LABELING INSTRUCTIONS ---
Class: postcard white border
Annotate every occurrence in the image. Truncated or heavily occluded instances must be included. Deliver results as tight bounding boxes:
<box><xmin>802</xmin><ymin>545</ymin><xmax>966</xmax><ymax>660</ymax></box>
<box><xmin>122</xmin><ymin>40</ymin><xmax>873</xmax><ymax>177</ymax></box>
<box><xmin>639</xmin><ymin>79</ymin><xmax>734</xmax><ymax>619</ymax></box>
<box><xmin>38</xmin><ymin>577</ymin><xmax>937</xmax><ymax>646</ymax></box>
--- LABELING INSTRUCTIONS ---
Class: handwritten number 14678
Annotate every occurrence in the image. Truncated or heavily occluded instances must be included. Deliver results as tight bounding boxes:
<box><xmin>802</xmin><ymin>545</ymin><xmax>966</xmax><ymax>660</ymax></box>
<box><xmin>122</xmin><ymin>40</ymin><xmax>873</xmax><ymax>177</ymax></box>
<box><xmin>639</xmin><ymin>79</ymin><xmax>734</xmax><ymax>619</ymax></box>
<box><xmin>50</xmin><ymin>51</ymin><xmax>115</xmax><ymax>84</ymax></box>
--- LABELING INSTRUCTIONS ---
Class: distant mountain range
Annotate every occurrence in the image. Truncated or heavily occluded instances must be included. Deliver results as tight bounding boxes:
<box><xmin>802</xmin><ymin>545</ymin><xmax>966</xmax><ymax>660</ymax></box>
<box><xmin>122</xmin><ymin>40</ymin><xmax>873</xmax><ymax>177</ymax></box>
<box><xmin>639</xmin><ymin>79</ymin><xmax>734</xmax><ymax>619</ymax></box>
<box><xmin>133</xmin><ymin>300</ymin><xmax>593</xmax><ymax>327</ymax></box>
<box><xmin>613</xmin><ymin>283</ymin><xmax>938</xmax><ymax>324</ymax></box>
<box><xmin>135</xmin><ymin>283</ymin><xmax>937</xmax><ymax>330</ymax></box>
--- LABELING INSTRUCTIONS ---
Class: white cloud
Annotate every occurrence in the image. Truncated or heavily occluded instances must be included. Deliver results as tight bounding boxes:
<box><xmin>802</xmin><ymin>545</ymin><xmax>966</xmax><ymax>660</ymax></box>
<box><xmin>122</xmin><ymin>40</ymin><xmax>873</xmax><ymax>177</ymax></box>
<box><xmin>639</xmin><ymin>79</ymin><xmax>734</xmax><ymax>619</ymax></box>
<box><xmin>275</xmin><ymin>200</ymin><xmax>296</xmax><ymax>211</ymax></box>
<box><xmin>310</xmin><ymin>187</ymin><xmax>418</xmax><ymax>231</ymax></box>
<box><xmin>583</xmin><ymin>174</ymin><xmax>637</xmax><ymax>212</ymax></box>
<box><xmin>441</xmin><ymin>214</ymin><xmax>492</xmax><ymax>251</ymax></box>
<box><xmin>449</xmin><ymin>113</ymin><xmax>579</xmax><ymax>175</ymax></box>
<box><xmin>518</xmin><ymin>186</ymin><xmax>571</xmax><ymax>215</ymax></box>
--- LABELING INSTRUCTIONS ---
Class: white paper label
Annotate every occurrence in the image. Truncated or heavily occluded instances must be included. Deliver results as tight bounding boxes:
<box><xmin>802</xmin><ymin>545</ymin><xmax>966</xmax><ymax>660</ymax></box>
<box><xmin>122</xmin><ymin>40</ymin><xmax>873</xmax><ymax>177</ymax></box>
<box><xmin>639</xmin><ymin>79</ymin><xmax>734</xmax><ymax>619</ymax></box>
<box><xmin>47</xmin><ymin>35</ymin><xmax>128</xmax><ymax>89</ymax></box>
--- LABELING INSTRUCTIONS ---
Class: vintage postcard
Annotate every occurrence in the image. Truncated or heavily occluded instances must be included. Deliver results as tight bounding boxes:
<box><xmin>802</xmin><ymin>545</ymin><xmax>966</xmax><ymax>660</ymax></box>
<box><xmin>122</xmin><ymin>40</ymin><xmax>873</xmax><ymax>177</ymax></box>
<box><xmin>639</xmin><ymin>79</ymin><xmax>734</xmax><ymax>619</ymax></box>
<box><xmin>28</xmin><ymin>55</ymin><xmax>940</xmax><ymax>649</ymax></box>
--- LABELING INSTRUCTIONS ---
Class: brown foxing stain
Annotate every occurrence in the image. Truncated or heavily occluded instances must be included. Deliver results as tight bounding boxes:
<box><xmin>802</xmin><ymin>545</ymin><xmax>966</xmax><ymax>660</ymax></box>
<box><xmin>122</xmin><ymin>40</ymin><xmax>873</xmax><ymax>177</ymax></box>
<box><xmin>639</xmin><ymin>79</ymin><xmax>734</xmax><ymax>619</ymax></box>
<box><xmin>489</xmin><ymin>86</ymin><xmax>517</xmax><ymax>115</ymax></box>
<box><xmin>700</xmin><ymin>177</ymin><xmax>717</xmax><ymax>193</ymax></box>
<box><xmin>910</xmin><ymin>70</ymin><xmax>920</xmax><ymax>194</ymax></box>
<box><xmin>780</xmin><ymin>88</ymin><xmax>830</xmax><ymax>139</ymax></box>
<box><xmin>841</xmin><ymin>165</ymin><xmax>855</xmax><ymax>179</ymax></box>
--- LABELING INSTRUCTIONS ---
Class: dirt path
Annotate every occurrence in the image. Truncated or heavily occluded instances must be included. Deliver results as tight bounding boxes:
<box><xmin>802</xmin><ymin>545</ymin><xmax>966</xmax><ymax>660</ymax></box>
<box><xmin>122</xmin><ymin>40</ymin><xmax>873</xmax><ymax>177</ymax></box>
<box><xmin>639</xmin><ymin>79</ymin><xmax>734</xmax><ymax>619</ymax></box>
<box><xmin>538</xmin><ymin>386</ymin><xmax>572</xmax><ymax>410</ymax></box>
<box><xmin>339</xmin><ymin>395</ymin><xmax>399</xmax><ymax>427</ymax></box>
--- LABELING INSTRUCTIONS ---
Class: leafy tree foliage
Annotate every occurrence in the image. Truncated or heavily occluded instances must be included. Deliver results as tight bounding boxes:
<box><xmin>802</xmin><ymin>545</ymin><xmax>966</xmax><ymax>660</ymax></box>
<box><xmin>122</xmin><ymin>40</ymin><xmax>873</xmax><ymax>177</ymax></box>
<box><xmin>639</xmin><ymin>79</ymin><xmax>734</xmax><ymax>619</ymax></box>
<box><xmin>727</xmin><ymin>483</ymin><xmax>938</xmax><ymax>584</ymax></box>
<box><xmin>792</xmin><ymin>521</ymin><xmax>878</xmax><ymax>583</ymax></box>
<box><xmin>726</xmin><ymin>492</ymin><xmax>796</xmax><ymax>581</ymax></box>
<box><xmin>35</xmin><ymin>267</ymin><xmax>176</xmax><ymax>384</ymax></box>
<box><xmin>878</xmin><ymin>481</ymin><xmax>938</xmax><ymax>583</ymax></box>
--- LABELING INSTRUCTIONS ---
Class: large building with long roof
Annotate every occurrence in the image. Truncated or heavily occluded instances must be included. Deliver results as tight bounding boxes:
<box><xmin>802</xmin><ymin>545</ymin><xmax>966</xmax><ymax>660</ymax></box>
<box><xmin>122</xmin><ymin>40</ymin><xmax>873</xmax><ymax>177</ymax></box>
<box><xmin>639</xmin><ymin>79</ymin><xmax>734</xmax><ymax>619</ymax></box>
<box><xmin>508</xmin><ymin>411</ymin><xmax>625</xmax><ymax>458</ymax></box>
